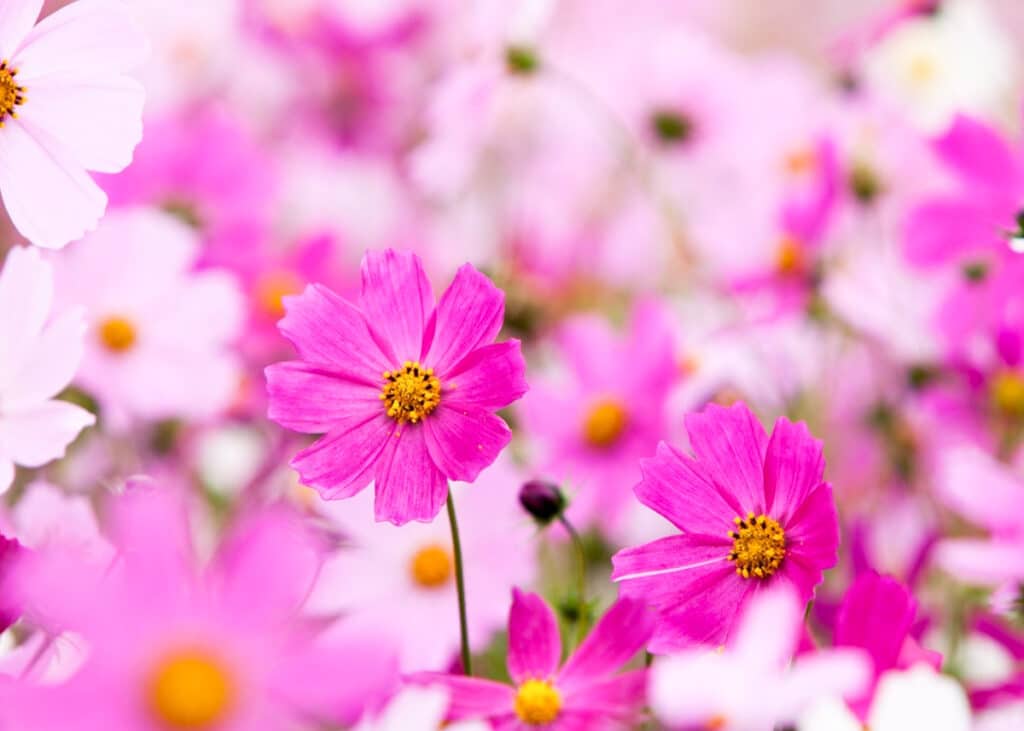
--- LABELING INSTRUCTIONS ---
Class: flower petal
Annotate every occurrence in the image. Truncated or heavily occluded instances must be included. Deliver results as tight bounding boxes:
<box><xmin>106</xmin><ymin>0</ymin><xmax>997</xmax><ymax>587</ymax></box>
<box><xmin>559</xmin><ymin>598</ymin><xmax>654</xmax><ymax>687</ymax></box>
<box><xmin>0</xmin><ymin>246</ymin><xmax>51</xmax><ymax>387</ymax></box>
<box><xmin>561</xmin><ymin>670</ymin><xmax>647</xmax><ymax>718</ymax></box>
<box><xmin>360</xmin><ymin>249</ymin><xmax>433</xmax><ymax>362</ymax></box>
<box><xmin>933</xmin><ymin>114</ymin><xmax>1022</xmax><ymax>192</ymax></box>
<box><xmin>0</xmin><ymin>0</ymin><xmax>41</xmax><ymax>59</ymax></box>
<box><xmin>266</xmin><ymin>361</ymin><xmax>381</xmax><ymax>434</ymax></box>
<box><xmin>507</xmin><ymin>589</ymin><xmax>562</xmax><ymax>683</ymax></box>
<box><xmin>410</xmin><ymin>674</ymin><xmax>514</xmax><ymax>719</ymax></box>
<box><xmin>835</xmin><ymin>572</ymin><xmax>916</xmax><ymax>674</ymax></box>
<box><xmin>3</xmin><ymin>308</ymin><xmax>84</xmax><ymax>409</ymax></box>
<box><xmin>425</xmin><ymin>263</ymin><xmax>504</xmax><ymax>373</ymax></box>
<box><xmin>373</xmin><ymin>425</ymin><xmax>448</xmax><ymax>525</ymax></box>
<box><xmin>423</xmin><ymin>405</ymin><xmax>511</xmax><ymax>483</ymax></box>
<box><xmin>442</xmin><ymin>340</ymin><xmax>528</xmax><ymax>411</ymax></box>
<box><xmin>763</xmin><ymin>417</ymin><xmax>825</xmax><ymax>523</ymax></box>
<box><xmin>903</xmin><ymin>196</ymin><xmax>1001</xmax><ymax>267</ymax></box>
<box><xmin>684</xmin><ymin>402</ymin><xmax>768</xmax><ymax>516</ymax></box>
<box><xmin>0</xmin><ymin>119</ymin><xmax>106</xmax><ymax>249</ymax></box>
<box><xmin>782</xmin><ymin>482</ymin><xmax>839</xmax><ymax>581</ymax></box>
<box><xmin>0</xmin><ymin>399</ymin><xmax>93</xmax><ymax>467</ymax></box>
<box><xmin>291</xmin><ymin>414</ymin><xmax>394</xmax><ymax>500</ymax></box>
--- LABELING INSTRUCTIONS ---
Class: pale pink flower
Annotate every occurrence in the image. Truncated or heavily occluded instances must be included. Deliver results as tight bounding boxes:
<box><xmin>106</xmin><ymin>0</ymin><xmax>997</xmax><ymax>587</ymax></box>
<box><xmin>0</xmin><ymin>0</ymin><xmax>147</xmax><ymax>248</ymax></box>
<box><xmin>0</xmin><ymin>246</ymin><xmax>93</xmax><ymax>492</ymax></box>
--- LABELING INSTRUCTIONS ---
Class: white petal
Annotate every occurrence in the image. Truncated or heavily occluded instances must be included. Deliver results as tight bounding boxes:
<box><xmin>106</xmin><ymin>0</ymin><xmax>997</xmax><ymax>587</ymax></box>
<box><xmin>18</xmin><ymin>72</ymin><xmax>143</xmax><ymax>172</ymax></box>
<box><xmin>0</xmin><ymin>457</ymin><xmax>13</xmax><ymax>494</ymax></box>
<box><xmin>868</xmin><ymin>666</ymin><xmax>971</xmax><ymax>731</ymax></box>
<box><xmin>0</xmin><ymin>245</ymin><xmax>51</xmax><ymax>386</ymax></box>
<box><xmin>3</xmin><ymin>307</ymin><xmax>85</xmax><ymax>408</ymax></box>
<box><xmin>0</xmin><ymin>0</ymin><xmax>42</xmax><ymax>59</ymax></box>
<box><xmin>0</xmin><ymin>399</ymin><xmax>93</xmax><ymax>467</ymax></box>
<box><xmin>0</xmin><ymin>118</ymin><xmax>106</xmax><ymax>249</ymax></box>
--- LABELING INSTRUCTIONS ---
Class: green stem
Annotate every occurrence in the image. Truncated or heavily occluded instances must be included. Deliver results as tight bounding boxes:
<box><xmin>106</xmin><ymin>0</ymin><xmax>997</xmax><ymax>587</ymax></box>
<box><xmin>558</xmin><ymin>514</ymin><xmax>588</xmax><ymax>646</ymax></box>
<box><xmin>447</xmin><ymin>487</ymin><xmax>472</xmax><ymax>675</ymax></box>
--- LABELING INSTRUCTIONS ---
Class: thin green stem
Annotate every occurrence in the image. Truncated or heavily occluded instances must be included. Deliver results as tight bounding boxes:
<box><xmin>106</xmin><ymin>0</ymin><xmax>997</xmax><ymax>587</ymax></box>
<box><xmin>558</xmin><ymin>514</ymin><xmax>588</xmax><ymax>646</ymax></box>
<box><xmin>446</xmin><ymin>487</ymin><xmax>472</xmax><ymax>675</ymax></box>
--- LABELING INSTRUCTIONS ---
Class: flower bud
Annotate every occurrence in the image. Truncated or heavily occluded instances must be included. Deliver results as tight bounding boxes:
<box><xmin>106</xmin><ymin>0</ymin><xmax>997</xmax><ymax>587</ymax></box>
<box><xmin>519</xmin><ymin>480</ymin><xmax>566</xmax><ymax>525</ymax></box>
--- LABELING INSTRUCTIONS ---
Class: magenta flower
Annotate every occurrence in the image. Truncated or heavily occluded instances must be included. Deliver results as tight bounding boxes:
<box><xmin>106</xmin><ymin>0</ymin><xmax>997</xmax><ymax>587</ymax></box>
<box><xmin>612</xmin><ymin>401</ymin><xmax>839</xmax><ymax>651</ymax></box>
<box><xmin>416</xmin><ymin>589</ymin><xmax>654</xmax><ymax>729</ymax></box>
<box><xmin>266</xmin><ymin>249</ymin><xmax>527</xmax><ymax>525</ymax></box>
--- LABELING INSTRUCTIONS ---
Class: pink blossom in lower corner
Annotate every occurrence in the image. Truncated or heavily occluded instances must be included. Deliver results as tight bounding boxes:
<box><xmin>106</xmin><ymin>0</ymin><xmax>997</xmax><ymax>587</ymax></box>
<box><xmin>611</xmin><ymin>401</ymin><xmax>839</xmax><ymax>650</ymax></box>
<box><xmin>414</xmin><ymin>589</ymin><xmax>654</xmax><ymax>730</ymax></box>
<box><xmin>265</xmin><ymin>248</ymin><xmax>528</xmax><ymax>525</ymax></box>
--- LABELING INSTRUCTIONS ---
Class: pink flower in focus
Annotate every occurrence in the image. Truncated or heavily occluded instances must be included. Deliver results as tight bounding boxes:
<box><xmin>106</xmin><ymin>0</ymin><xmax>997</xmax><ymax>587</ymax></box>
<box><xmin>0</xmin><ymin>0</ymin><xmax>147</xmax><ymax>248</ymax></box>
<box><xmin>266</xmin><ymin>249</ymin><xmax>527</xmax><ymax>525</ymax></box>
<box><xmin>52</xmin><ymin>207</ymin><xmax>245</xmax><ymax>428</ymax></box>
<box><xmin>416</xmin><ymin>589</ymin><xmax>654</xmax><ymax>730</ymax></box>
<box><xmin>612</xmin><ymin>401</ymin><xmax>839</xmax><ymax>650</ymax></box>
<box><xmin>6</xmin><ymin>488</ymin><xmax>399</xmax><ymax>730</ymax></box>
<box><xmin>521</xmin><ymin>301</ymin><xmax>677</xmax><ymax>533</ymax></box>
<box><xmin>650</xmin><ymin>586</ymin><xmax>869</xmax><ymax>730</ymax></box>
<box><xmin>0</xmin><ymin>246</ymin><xmax>94</xmax><ymax>492</ymax></box>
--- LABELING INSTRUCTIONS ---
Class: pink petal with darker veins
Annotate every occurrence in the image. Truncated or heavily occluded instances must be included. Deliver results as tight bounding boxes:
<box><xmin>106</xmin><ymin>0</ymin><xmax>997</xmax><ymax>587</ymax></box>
<box><xmin>359</xmin><ymin>249</ymin><xmax>434</xmax><ymax>363</ymax></box>
<box><xmin>425</xmin><ymin>263</ymin><xmax>505</xmax><ymax>374</ymax></box>
<box><xmin>507</xmin><ymin>589</ymin><xmax>562</xmax><ymax>683</ymax></box>
<box><xmin>372</xmin><ymin>425</ymin><xmax>448</xmax><ymax>524</ymax></box>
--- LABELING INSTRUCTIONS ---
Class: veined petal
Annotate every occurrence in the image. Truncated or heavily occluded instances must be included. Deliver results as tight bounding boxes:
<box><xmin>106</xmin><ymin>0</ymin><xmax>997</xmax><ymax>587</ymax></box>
<box><xmin>292</xmin><ymin>415</ymin><xmax>394</xmax><ymax>500</ymax></box>
<box><xmin>266</xmin><ymin>361</ymin><xmax>381</xmax><ymax>435</ymax></box>
<box><xmin>423</xmin><ymin>405</ymin><xmax>511</xmax><ymax>483</ymax></box>
<box><xmin>507</xmin><ymin>589</ymin><xmax>561</xmax><ymax>684</ymax></box>
<box><xmin>425</xmin><ymin>263</ymin><xmax>504</xmax><ymax>374</ymax></box>
<box><xmin>763</xmin><ymin>417</ymin><xmax>825</xmax><ymax>523</ymax></box>
<box><xmin>373</xmin><ymin>425</ymin><xmax>448</xmax><ymax>525</ymax></box>
<box><xmin>559</xmin><ymin>598</ymin><xmax>653</xmax><ymax>687</ymax></box>
<box><xmin>360</xmin><ymin>249</ymin><xmax>433</xmax><ymax>363</ymax></box>
<box><xmin>410</xmin><ymin>674</ymin><xmax>514</xmax><ymax>719</ymax></box>
<box><xmin>442</xmin><ymin>340</ymin><xmax>528</xmax><ymax>411</ymax></box>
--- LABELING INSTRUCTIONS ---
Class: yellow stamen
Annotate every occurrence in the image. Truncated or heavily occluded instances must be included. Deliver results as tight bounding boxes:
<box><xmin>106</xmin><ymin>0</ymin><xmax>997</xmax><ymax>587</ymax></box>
<box><xmin>727</xmin><ymin>513</ymin><xmax>786</xmax><ymax>579</ymax></box>
<box><xmin>148</xmin><ymin>650</ymin><xmax>234</xmax><ymax>729</ymax></box>
<box><xmin>514</xmin><ymin>679</ymin><xmax>562</xmax><ymax>725</ymax></box>
<box><xmin>0</xmin><ymin>61</ymin><xmax>25</xmax><ymax>125</ymax></box>
<box><xmin>254</xmin><ymin>270</ymin><xmax>302</xmax><ymax>319</ymax></box>
<box><xmin>410</xmin><ymin>543</ymin><xmax>452</xmax><ymax>588</ymax></box>
<box><xmin>380</xmin><ymin>361</ymin><xmax>441</xmax><ymax>424</ymax></box>
<box><xmin>99</xmin><ymin>316</ymin><xmax>137</xmax><ymax>353</ymax></box>
<box><xmin>775</xmin><ymin>235</ymin><xmax>805</xmax><ymax>276</ymax></box>
<box><xmin>908</xmin><ymin>54</ymin><xmax>937</xmax><ymax>85</ymax></box>
<box><xmin>991</xmin><ymin>371</ymin><xmax>1024</xmax><ymax>418</ymax></box>
<box><xmin>583</xmin><ymin>399</ymin><xmax>628</xmax><ymax>448</ymax></box>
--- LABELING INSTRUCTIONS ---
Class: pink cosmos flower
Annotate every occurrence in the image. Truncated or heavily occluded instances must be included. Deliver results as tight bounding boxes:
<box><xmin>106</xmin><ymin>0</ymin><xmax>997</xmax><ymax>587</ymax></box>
<box><xmin>0</xmin><ymin>0</ymin><xmax>147</xmax><ymax>248</ymax></box>
<box><xmin>520</xmin><ymin>301</ymin><xmax>676</xmax><ymax>533</ymax></box>
<box><xmin>612</xmin><ymin>401</ymin><xmax>840</xmax><ymax>650</ymax></box>
<box><xmin>266</xmin><ymin>248</ymin><xmax>528</xmax><ymax>525</ymax></box>
<box><xmin>650</xmin><ymin>585</ymin><xmax>869</xmax><ymax>731</ymax></box>
<box><xmin>6</xmin><ymin>487</ymin><xmax>399</xmax><ymax>730</ymax></box>
<box><xmin>308</xmin><ymin>457</ymin><xmax>536</xmax><ymax>670</ymax></box>
<box><xmin>51</xmin><ymin>207</ymin><xmax>245</xmax><ymax>428</ymax></box>
<box><xmin>416</xmin><ymin>589</ymin><xmax>654</xmax><ymax>730</ymax></box>
<box><xmin>0</xmin><ymin>246</ymin><xmax>94</xmax><ymax>492</ymax></box>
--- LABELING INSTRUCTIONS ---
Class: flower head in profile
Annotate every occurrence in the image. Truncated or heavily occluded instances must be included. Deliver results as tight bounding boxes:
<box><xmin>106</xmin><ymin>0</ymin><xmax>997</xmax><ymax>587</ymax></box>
<box><xmin>612</xmin><ymin>401</ymin><xmax>839</xmax><ymax>650</ymax></box>
<box><xmin>0</xmin><ymin>0</ymin><xmax>147</xmax><ymax>248</ymax></box>
<box><xmin>415</xmin><ymin>589</ymin><xmax>654</xmax><ymax>729</ymax></box>
<box><xmin>266</xmin><ymin>249</ymin><xmax>528</xmax><ymax>525</ymax></box>
<box><xmin>0</xmin><ymin>246</ymin><xmax>94</xmax><ymax>492</ymax></box>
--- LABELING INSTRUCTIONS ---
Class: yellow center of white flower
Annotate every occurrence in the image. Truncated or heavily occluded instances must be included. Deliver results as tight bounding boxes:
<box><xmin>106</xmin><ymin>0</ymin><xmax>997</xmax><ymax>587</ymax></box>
<box><xmin>409</xmin><ymin>543</ymin><xmax>452</xmax><ymax>588</ymax></box>
<box><xmin>583</xmin><ymin>399</ymin><xmax>628</xmax><ymax>448</ymax></box>
<box><xmin>99</xmin><ymin>316</ymin><xmax>137</xmax><ymax>353</ymax></box>
<box><xmin>514</xmin><ymin>679</ymin><xmax>562</xmax><ymax>725</ymax></box>
<box><xmin>0</xmin><ymin>61</ymin><xmax>25</xmax><ymax>124</ymax></box>
<box><xmin>380</xmin><ymin>361</ymin><xmax>441</xmax><ymax>424</ymax></box>
<box><xmin>728</xmin><ymin>513</ymin><xmax>786</xmax><ymax>579</ymax></box>
<box><xmin>148</xmin><ymin>650</ymin><xmax>235</xmax><ymax>729</ymax></box>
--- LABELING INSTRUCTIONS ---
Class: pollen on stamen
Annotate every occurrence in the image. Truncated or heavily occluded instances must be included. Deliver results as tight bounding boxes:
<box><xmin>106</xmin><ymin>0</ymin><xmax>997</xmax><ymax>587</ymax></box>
<box><xmin>0</xmin><ymin>61</ymin><xmax>26</xmax><ymax>126</ymax></box>
<box><xmin>380</xmin><ymin>361</ymin><xmax>442</xmax><ymax>424</ymax></box>
<box><xmin>727</xmin><ymin>512</ymin><xmax>786</xmax><ymax>580</ymax></box>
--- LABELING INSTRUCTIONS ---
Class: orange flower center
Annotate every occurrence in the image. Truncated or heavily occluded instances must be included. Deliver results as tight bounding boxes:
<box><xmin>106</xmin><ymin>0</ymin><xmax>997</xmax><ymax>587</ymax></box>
<box><xmin>0</xmin><ymin>61</ymin><xmax>25</xmax><ymax>124</ymax></box>
<box><xmin>775</xmin><ymin>236</ymin><xmax>806</xmax><ymax>276</ymax></box>
<box><xmin>99</xmin><ymin>316</ymin><xmax>137</xmax><ymax>353</ymax></box>
<box><xmin>254</xmin><ymin>270</ymin><xmax>302</xmax><ymax>319</ymax></box>
<box><xmin>727</xmin><ymin>513</ymin><xmax>786</xmax><ymax>579</ymax></box>
<box><xmin>380</xmin><ymin>361</ymin><xmax>441</xmax><ymax>424</ymax></box>
<box><xmin>583</xmin><ymin>399</ymin><xmax>628</xmax><ymax>448</ymax></box>
<box><xmin>409</xmin><ymin>543</ymin><xmax>452</xmax><ymax>588</ymax></box>
<box><xmin>147</xmin><ymin>650</ymin><xmax>234</xmax><ymax>729</ymax></box>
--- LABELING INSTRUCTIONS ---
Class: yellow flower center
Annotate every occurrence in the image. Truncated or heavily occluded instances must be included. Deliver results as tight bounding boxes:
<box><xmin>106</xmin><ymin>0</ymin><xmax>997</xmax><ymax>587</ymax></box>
<box><xmin>0</xmin><ymin>61</ymin><xmax>25</xmax><ymax>124</ymax></box>
<box><xmin>380</xmin><ymin>361</ymin><xmax>441</xmax><ymax>424</ymax></box>
<box><xmin>908</xmin><ymin>54</ymin><xmax>937</xmax><ymax>85</ymax></box>
<box><xmin>147</xmin><ymin>650</ymin><xmax>235</xmax><ymax>729</ymax></box>
<box><xmin>99</xmin><ymin>316</ymin><xmax>137</xmax><ymax>353</ymax></box>
<box><xmin>410</xmin><ymin>543</ymin><xmax>452</xmax><ymax>588</ymax></box>
<box><xmin>991</xmin><ymin>371</ymin><xmax>1024</xmax><ymax>418</ymax></box>
<box><xmin>583</xmin><ymin>399</ymin><xmax>628</xmax><ymax>448</ymax></box>
<box><xmin>727</xmin><ymin>513</ymin><xmax>786</xmax><ymax>579</ymax></box>
<box><xmin>514</xmin><ymin>679</ymin><xmax>562</xmax><ymax>726</ymax></box>
<box><xmin>775</xmin><ymin>236</ymin><xmax>805</xmax><ymax>276</ymax></box>
<box><xmin>254</xmin><ymin>270</ymin><xmax>302</xmax><ymax>319</ymax></box>
<box><xmin>783</xmin><ymin>147</ymin><xmax>816</xmax><ymax>177</ymax></box>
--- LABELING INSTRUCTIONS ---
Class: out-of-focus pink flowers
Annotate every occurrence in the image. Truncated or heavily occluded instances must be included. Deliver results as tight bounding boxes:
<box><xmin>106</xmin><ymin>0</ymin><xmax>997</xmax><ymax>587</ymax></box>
<box><xmin>0</xmin><ymin>0</ymin><xmax>147</xmax><ymax>249</ymax></box>
<box><xmin>266</xmin><ymin>248</ymin><xmax>527</xmax><ymax>525</ymax></box>
<box><xmin>0</xmin><ymin>246</ymin><xmax>93</xmax><ymax>492</ymax></box>
<box><xmin>612</xmin><ymin>401</ymin><xmax>839</xmax><ymax>650</ymax></box>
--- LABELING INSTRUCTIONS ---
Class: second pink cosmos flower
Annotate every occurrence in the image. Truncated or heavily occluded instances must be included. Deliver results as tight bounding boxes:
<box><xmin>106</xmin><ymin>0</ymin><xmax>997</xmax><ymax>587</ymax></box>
<box><xmin>266</xmin><ymin>249</ymin><xmax>528</xmax><ymax>525</ymax></box>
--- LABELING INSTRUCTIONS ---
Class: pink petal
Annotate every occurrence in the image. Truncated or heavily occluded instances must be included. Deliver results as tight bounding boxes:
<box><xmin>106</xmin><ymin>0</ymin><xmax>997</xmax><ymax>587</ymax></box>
<box><xmin>936</xmin><ymin>539</ymin><xmax>1024</xmax><ymax>584</ymax></box>
<box><xmin>611</xmin><ymin>534</ymin><xmax>730</xmax><ymax>585</ymax></box>
<box><xmin>0</xmin><ymin>246</ymin><xmax>52</xmax><ymax>385</ymax></box>
<box><xmin>3</xmin><ymin>309</ymin><xmax>84</xmax><ymax>409</ymax></box>
<box><xmin>18</xmin><ymin>73</ymin><xmax>143</xmax><ymax>173</ymax></box>
<box><xmin>781</xmin><ymin>483</ymin><xmax>839</xmax><ymax>583</ymax></box>
<box><xmin>903</xmin><ymin>197</ymin><xmax>1002</xmax><ymax>267</ymax></box>
<box><xmin>635</xmin><ymin>442</ymin><xmax>738</xmax><ymax>537</ymax></box>
<box><xmin>937</xmin><ymin>446</ymin><xmax>1024</xmax><ymax>534</ymax></box>
<box><xmin>559</xmin><ymin>598</ymin><xmax>654</xmax><ymax>687</ymax></box>
<box><xmin>425</xmin><ymin>263</ymin><xmax>504</xmax><ymax>373</ymax></box>
<box><xmin>0</xmin><ymin>0</ymin><xmax>41</xmax><ymax>59</ymax></box>
<box><xmin>684</xmin><ymin>402</ymin><xmax>769</xmax><ymax>516</ymax></box>
<box><xmin>423</xmin><ymin>405</ymin><xmax>511</xmax><ymax>483</ymax></box>
<box><xmin>279</xmin><ymin>284</ymin><xmax>393</xmax><ymax>379</ymax></box>
<box><xmin>411</xmin><ymin>674</ymin><xmax>514</xmax><ymax>719</ymax></box>
<box><xmin>266</xmin><ymin>361</ymin><xmax>381</xmax><ymax>435</ymax></box>
<box><xmin>442</xmin><ymin>340</ymin><xmax>528</xmax><ymax>411</ymax></box>
<box><xmin>561</xmin><ymin>670</ymin><xmax>647</xmax><ymax>717</ymax></box>
<box><xmin>372</xmin><ymin>425</ymin><xmax>448</xmax><ymax>525</ymax></box>
<box><xmin>359</xmin><ymin>249</ymin><xmax>433</xmax><ymax>362</ymax></box>
<box><xmin>556</xmin><ymin>315</ymin><xmax>621</xmax><ymax>390</ymax></box>
<box><xmin>292</xmin><ymin>414</ymin><xmax>394</xmax><ymax>500</ymax></box>
<box><xmin>933</xmin><ymin>114</ymin><xmax>1022</xmax><ymax>192</ymax></box>
<box><xmin>650</xmin><ymin>567</ymin><xmax>751</xmax><ymax>651</ymax></box>
<box><xmin>507</xmin><ymin>589</ymin><xmax>562</xmax><ymax>683</ymax></box>
<box><xmin>0</xmin><ymin>120</ymin><xmax>106</xmax><ymax>249</ymax></box>
<box><xmin>836</xmin><ymin>572</ymin><xmax>916</xmax><ymax>675</ymax></box>
<box><xmin>13</xmin><ymin>0</ymin><xmax>148</xmax><ymax>79</ymax></box>
<box><xmin>763</xmin><ymin>417</ymin><xmax>825</xmax><ymax>524</ymax></box>
<box><xmin>0</xmin><ymin>399</ymin><xmax>93</xmax><ymax>467</ymax></box>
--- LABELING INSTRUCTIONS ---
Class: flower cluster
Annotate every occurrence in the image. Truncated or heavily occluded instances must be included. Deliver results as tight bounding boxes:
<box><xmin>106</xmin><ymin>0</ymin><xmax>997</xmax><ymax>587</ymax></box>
<box><xmin>2</xmin><ymin>1</ymin><xmax>1024</xmax><ymax>730</ymax></box>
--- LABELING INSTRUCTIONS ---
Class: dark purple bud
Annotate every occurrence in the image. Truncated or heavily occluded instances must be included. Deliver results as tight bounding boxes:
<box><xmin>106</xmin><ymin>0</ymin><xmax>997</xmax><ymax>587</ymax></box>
<box><xmin>0</xmin><ymin>535</ymin><xmax>23</xmax><ymax>632</ymax></box>
<box><xmin>519</xmin><ymin>480</ymin><xmax>566</xmax><ymax>525</ymax></box>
